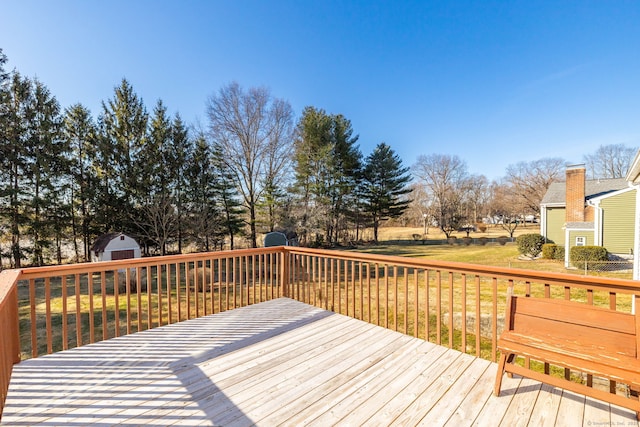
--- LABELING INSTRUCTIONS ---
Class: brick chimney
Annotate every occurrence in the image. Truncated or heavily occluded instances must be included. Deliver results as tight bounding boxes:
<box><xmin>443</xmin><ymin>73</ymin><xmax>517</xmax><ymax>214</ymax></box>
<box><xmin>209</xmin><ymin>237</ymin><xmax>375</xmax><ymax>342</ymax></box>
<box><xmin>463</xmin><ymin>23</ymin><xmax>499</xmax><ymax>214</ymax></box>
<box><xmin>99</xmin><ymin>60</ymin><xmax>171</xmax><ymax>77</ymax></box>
<box><xmin>565</xmin><ymin>164</ymin><xmax>586</xmax><ymax>222</ymax></box>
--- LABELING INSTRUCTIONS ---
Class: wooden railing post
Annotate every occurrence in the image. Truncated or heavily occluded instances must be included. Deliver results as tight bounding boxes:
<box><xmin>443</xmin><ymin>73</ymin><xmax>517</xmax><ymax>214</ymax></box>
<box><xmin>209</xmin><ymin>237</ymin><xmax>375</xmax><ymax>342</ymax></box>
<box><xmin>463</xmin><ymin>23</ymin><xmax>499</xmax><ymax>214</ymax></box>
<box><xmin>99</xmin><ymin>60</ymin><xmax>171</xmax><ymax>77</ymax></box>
<box><xmin>0</xmin><ymin>269</ymin><xmax>22</xmax><ymax>419</ymax></box>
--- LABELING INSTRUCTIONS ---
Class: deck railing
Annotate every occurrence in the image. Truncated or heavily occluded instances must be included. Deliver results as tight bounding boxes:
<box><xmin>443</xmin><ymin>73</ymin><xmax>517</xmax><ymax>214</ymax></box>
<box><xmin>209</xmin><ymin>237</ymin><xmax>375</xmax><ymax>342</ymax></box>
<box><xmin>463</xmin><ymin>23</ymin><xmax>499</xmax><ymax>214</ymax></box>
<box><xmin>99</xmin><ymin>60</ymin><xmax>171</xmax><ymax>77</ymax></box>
<box><xmin>1</xmin><ymin>245</ymin><xmax>640</xmax><ymax>417</ymax></box>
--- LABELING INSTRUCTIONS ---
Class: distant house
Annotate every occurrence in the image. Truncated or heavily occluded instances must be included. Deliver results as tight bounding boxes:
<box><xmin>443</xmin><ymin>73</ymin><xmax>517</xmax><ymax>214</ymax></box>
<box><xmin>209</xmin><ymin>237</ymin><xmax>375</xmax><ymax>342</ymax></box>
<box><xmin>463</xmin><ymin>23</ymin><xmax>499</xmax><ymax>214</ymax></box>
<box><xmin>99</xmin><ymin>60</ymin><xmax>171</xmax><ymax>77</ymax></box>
<box><xmin>540</xmin><ymin>164</ymin><xmax>634</xmax><ymax>267</ymax></box>
<box><xmin>91</xmin><ymin>233</ymin><xmax>141</xmax><ymax>262</ymax></box>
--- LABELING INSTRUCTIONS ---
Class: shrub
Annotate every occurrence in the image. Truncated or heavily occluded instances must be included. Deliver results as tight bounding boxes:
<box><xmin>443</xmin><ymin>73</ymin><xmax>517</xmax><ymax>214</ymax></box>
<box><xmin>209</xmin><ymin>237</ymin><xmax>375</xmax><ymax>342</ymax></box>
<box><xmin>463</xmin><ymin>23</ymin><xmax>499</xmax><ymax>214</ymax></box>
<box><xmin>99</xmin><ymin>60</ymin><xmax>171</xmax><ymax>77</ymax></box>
<box><xmin>570</xmin><ymin>246</ymin><xmax>608</xmax><ymax>270</ymax></box>
<box><xmin>447</xmin><ymin>236</ymin><xmax>457</xmax><ymax>245</ymax></box>
<box><xmin>462</xmin><ymin>237</ymin><xmax>472</xmax><ymax>246</ymax></box>
<box><xmin>496</xmin><ymin>236</ymin><xmax>509</xmax><ymax>246</ymax></box>
<box><xmin>477</xmin><ymin>237</ymin><xmax>488</xmax><ymax>246</ymax></box>
<box><xmin>541</xmin><ymin>244</ymin><xmax>554</xmax><ymax>259</ymax></box>
<box><xmin>516</xmin><ymin>233</ymin><xmax>545</xmax><ymax>257</ymax></box>
<box><xmin>476</xmin><ymin>223</ymin><xmax>487</xmax><ymax>233</ymax></box>
<box><xmin>542</xmin><ymin>244</ymin><xmax>565</xmax><ymax>260</ymax></box>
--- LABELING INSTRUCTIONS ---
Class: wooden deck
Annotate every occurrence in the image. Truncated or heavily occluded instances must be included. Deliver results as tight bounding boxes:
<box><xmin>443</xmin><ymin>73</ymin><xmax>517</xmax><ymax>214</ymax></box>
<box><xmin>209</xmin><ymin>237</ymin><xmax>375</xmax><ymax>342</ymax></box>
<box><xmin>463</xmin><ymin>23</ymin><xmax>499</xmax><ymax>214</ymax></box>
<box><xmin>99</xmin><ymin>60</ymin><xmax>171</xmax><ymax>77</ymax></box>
<box><xmin>2</xmin><ymin>298</ymin><xmax>638</xmax><ymax>426</ymax></box>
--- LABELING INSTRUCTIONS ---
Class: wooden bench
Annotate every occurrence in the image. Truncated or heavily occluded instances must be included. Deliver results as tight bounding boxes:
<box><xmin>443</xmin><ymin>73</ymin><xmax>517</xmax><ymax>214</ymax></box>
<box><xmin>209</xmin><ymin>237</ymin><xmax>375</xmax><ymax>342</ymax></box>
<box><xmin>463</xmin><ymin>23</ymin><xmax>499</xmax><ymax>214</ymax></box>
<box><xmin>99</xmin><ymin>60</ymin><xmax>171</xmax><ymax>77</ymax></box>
<box><xmin>494</xmin><ymin>292</ymin><xmax>640</xmax><ymax>418</ymax></box>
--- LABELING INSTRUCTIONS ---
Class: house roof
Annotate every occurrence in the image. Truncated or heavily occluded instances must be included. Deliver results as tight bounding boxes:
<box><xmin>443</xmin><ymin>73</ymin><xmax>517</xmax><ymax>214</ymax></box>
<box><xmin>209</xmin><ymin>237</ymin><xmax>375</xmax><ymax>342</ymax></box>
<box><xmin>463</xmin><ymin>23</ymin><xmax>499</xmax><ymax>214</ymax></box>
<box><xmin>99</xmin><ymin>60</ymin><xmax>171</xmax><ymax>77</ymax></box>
<box><xmin>91</xmin><ymin>232</ymin><xmax>131</xmax><ymax>253</ymax></box>
<box><xmin>540</xmin><ymin>178</ymin><xmax>628</xmax><ymax>205</ymax></box>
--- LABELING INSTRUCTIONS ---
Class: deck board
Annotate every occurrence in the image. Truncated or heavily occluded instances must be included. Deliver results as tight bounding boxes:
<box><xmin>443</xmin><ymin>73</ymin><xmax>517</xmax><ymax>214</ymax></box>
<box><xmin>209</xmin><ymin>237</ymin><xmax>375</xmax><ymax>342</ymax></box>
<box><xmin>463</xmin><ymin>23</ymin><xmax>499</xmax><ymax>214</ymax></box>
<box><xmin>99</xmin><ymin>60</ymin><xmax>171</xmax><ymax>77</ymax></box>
<box><xmin>3</xmin><ymin>298</ymin><xmax>638</xmax><ymax>426</ymax></box>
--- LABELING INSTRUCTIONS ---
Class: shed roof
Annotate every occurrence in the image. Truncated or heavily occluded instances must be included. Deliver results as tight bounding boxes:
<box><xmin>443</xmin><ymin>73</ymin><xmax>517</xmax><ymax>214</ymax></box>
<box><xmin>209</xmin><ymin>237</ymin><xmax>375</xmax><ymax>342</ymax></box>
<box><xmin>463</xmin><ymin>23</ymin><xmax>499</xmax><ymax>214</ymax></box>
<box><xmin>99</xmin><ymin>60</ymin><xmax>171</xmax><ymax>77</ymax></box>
<box><xmin>540</xmin><ymin>178</ymin><xmax>628</xmax><ymax>205</ymax></box>
<box><xmin>91</xmin><ymin>232</ymin><xmax>136</xmax><ymax>253</ymax></box>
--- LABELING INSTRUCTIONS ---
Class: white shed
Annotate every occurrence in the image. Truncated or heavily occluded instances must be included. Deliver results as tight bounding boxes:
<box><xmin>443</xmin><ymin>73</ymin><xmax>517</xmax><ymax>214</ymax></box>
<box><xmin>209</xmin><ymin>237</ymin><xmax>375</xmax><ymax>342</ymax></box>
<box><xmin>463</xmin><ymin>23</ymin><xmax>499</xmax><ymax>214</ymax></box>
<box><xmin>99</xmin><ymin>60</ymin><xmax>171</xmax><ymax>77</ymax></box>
<box><xmin>91</xmin><ymin>233</ymin><xmax>141</xmax><ymax>262</ymax></box>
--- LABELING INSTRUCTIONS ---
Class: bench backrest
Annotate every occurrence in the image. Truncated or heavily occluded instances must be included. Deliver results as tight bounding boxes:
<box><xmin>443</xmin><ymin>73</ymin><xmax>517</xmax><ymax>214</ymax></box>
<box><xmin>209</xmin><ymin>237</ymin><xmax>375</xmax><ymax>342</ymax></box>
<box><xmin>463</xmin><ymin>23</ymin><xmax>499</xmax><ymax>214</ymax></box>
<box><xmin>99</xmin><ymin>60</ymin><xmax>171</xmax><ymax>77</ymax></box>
<box><xmin>506</xmin><ymin>296</ymin><xmax>639</xmax><ymax>359</ymax></box>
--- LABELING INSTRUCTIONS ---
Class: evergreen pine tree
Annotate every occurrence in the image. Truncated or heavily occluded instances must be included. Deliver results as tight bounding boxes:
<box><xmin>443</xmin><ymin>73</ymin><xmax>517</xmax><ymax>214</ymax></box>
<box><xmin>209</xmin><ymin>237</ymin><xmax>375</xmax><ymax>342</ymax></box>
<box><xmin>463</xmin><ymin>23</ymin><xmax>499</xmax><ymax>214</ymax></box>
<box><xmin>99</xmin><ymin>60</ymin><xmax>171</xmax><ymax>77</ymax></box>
<box><xmin>64</xmin><ymin>103</ymin><xmax>98</xmax><ymax>261</ymax></box>
<box><xmin>361</xmin><ymin>143</ymin><xmax>412</xmax><ymax>243</ymax></box>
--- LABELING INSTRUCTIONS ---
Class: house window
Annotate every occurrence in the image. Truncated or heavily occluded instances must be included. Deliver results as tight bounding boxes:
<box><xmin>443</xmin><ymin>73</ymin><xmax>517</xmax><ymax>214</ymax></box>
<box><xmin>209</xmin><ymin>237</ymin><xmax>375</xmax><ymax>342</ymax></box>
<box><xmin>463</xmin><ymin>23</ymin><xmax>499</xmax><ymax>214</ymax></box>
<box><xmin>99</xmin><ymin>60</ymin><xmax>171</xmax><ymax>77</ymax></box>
<box><xmin>120</xmin><ymin>235</ymin><xmax>125</xmax><ymax>241</ymax></box>
<box><xmin>575</xmin><ymin>236</ymin><xmax>586</xmax><ymax>246</ymax></box>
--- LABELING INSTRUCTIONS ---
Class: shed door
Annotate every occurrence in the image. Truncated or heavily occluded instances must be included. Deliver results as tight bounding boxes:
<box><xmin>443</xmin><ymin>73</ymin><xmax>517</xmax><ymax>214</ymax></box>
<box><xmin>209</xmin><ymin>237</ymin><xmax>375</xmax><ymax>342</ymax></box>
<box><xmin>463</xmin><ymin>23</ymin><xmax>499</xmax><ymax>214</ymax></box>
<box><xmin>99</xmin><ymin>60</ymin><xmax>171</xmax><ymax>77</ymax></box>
<box><xmin>111</xmin><ymin>250</ymin><xmax>135</xmax><ymax>260</ymax></box>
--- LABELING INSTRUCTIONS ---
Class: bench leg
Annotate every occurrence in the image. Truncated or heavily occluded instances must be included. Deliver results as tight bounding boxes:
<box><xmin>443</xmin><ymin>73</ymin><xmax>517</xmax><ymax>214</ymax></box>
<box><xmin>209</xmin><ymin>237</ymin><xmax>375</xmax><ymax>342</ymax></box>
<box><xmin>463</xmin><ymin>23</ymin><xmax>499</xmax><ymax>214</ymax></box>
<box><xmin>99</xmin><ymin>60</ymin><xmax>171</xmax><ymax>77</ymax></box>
<box><xmin>494</xmin><ymin>353</ymin><xmax>508</xmax><ymax>396</ymax></box>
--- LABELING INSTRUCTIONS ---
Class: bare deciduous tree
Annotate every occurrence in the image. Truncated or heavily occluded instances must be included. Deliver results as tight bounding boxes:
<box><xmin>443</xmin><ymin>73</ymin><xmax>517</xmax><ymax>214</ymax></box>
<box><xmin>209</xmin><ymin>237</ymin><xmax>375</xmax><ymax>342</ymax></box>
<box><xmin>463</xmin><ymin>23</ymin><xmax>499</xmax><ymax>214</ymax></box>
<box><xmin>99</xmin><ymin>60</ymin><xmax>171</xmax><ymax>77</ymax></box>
<box><xmin>505</xmin><ymin>157</ymin><xmax>565</xmax><ymax>214</ymax></box>
<box><xmin>584</xmin><ymin>144</ymin><xmax>636</xmax><ymax>179</ymax></box>
<box><xmin>412</xmin><ymin>154</ymin><xmax>471</xmax><ymax>238</ymax></box>
<box><xmin>465</xmin><ymin>174</ymin><xmax>490</xmax><ymax>223</ymax></box>
<box><xmin>132</xmin><ymin>195</ymin><xmax>177</xmax><ymax>255</ymax></box>
<box><xmin>488</xmin><ymin>181</ymin><xmax>526</xmax><ymax>237</ymax></box>
<box><xmin>206</xmin><ymin>83</ymin><xmax>294</xmax><ymax>247</ymax></box>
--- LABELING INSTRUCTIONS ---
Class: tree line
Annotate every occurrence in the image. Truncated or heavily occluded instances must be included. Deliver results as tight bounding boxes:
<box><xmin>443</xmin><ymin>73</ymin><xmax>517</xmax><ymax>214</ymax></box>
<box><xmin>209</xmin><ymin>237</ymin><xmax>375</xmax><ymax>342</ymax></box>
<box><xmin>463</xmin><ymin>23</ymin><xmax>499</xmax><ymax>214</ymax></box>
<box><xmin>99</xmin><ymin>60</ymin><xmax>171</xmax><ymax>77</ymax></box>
<box><xmin>409</xmin><ymin>144</ymin><xmax>636</xmax><ymax>239</ymax></box>
<box><xmin>0</xmin><ymin>49</ymin><xmax>413</xmax><ymax>267</ymax></box>
<box><xmin>1</xmin><ymin>48</ymin><xmax>635</xmax><ymax>267</ymax></box>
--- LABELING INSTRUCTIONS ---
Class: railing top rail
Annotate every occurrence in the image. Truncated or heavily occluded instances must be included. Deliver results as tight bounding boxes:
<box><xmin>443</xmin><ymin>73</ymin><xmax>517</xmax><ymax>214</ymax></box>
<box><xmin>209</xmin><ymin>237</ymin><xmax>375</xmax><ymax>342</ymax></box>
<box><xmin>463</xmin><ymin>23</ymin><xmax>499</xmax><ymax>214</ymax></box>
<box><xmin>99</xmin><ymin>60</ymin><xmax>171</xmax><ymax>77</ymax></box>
<box><xmin>284</xmin><ymin>247</ymin><xmax>640</xmax><ymax>294</ymax></box>
<box><xmin>17</xmin><ymin>247</ymin><xmax>286</xmax><ymax>280</ymax></box>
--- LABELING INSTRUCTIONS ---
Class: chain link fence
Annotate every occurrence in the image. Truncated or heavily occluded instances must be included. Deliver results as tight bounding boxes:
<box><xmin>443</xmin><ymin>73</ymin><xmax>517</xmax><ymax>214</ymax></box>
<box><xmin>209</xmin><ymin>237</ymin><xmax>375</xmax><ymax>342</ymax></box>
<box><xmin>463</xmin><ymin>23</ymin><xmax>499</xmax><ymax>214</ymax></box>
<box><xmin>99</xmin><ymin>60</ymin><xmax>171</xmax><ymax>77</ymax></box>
<box><xmin>508</xmin><ymin>259</ymin><xmax>634</xmax><ymax>279</ymax></box>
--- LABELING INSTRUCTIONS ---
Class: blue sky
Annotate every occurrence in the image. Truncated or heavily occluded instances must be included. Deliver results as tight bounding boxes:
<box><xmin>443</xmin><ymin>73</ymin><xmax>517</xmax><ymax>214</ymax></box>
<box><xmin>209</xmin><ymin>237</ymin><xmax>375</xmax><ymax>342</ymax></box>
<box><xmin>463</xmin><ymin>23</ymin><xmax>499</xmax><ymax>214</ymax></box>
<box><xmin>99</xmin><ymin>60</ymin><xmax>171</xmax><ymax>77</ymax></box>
<box><xmin>1</xmin><ymin>1</ymin><xmax>639</xmax><ymax>180</ymax></box>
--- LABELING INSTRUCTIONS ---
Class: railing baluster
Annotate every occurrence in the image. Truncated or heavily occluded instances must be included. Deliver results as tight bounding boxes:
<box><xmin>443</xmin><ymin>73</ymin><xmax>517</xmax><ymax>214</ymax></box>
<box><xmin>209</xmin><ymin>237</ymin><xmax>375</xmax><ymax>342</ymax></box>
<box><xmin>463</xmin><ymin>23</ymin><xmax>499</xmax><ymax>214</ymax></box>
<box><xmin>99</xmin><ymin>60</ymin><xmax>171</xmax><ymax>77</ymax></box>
<box><xmin>225</xmin><ymin>257</ymin><xmax>230</xmax><ymax>311</ymax></box>
<box><xmin>384</xmin><ymin>265</ymin><xmax>389</xmax><ymax>329</ymax></box>
<box><xmin>157</xmin><ymin>265</ymin><xmax>163</xmax><ymax>326</ymax></box>
<box><xmin>194</xmin><ymin>261</ymin><xmax>200</xmax><ymax>317</ymax></box>
<box><xmin>186</xmin><ymin>262</ymin><xmax>191</xmax><ymax>318</ymax></box>
<box><xmin>425</xmin><ymin>270</ymin><xmax>430</xmax><ymax>341</ymax></box>
<box><xmin>146</xmin><ymin>267</ymin><xmax>152</xmax><ymax>329</ymax></box>
<box><xmin>394</xmin><ymin>266</ymin><xmax>399</xmax><ymax>332</ymax></box>
<box><xmin>609</xmin><ymin>291</ymin><xmax>617</xmax><ymax>394</ymax></box>
<box><xmin>45</xmin><ymin>278</ymin><xmax>52</xmax><ymax>354</ymax></box>
<box><xmin>101</xmin><ymin>271</ymin><xmax>108</xmax><ymax>341</ymax></box>
<box><xmin>312</xmin><ymin>256</ymin><xmax>316</xmax><ymax>307</ymax></box>
<box><xmin>210</xmin><ymin>259</ymin><xmax>215</xmax><ymax>313</ymax></box>
<box><xmin>136</xmin><ymin>267</ymin><xmax>142</xmax><ymax>333</ymax></box>
<box><xmin>324</xmin><ymin>257</ymin><xmax>329</xmax><ymax>311</ymax></box>
<box><xmin>167</xmin><ymin>264</ymin><xmax>173</xmax><ymax>324</ymax></box>
<box><xmin>114</xmin><ymin>270</ymin><xmax>120</xmax><ymax>337</ymax></box>
<box><xmin>367</xmin><ymin>263</ymin><xmax>372</xmax><ymax>324</ymax></box>
<box><xmin>243</xmin><ymin>256</ymin><xmax>248</xmax><ymax>307</ymax></box>
<box><xmin>436</xmin><ymin>270</ymin><xmax>441</xmax><ymax>345</ymax></box>
<box><xmin>337</xmin><ymin>259</ymin><xmax>342</xmax><ymax>314</ymax></box>
<box><xmin>375</xmin><ymin>263</ymin><xmax>380</xmax><ymax>326</ymax></box>
<box><xmin>176</xmin><ymin>263</ymin><xmax>182</xmax><ymax>321</ymax></box>
<box><xmin>61</xmin><ymin>275</ymin><xmax>68</xmax><ymax>350</ymax></box>
<box><xmin>448</xmin><ymin>272</ymin><xmax>454</xmax><ymax>348</ymax></box>
<box><xmin>492</xmin><ymin>277</ymin><xmax>498</xmax><ymax>362</ymax></box>
<box><xmin>75</xmin><ymin>274</ymin><xmax>81</xmax><ymax>346</ymax></box>
<box><xmin>126</xmin><ymin>268</ymin><xmax>132</xmax><ymax>335</ymax></box>
<box><xmin>351</xmin><ymin>261</ymin><xmax>356</xmax><ymax>318</ymax></box>
<box><xmin>29</xmin><ymin>279</ymin><xmax>36</xmax><ymax>358</ymax></box>
<box><xmin>88</xmin><ymin>273</ymin><xmax>95</xmax><ymax>343</ymax></box>
<box><xmin>461</xmin><ymin>273</ymin><xmax>467</xmax><ymax>354</ymax></box>
<box><xmin>217</xmin><ymin>259</ymin><xmax>222</xmax><ymax>313</ymax></box>
<box><xmin>402</xmin><ymin>268</ymin><xmax>407</xmax><ymax>334</ymax></box>
<box><xmin>475</xmin><ymin>275</ymin><xmax>480</xmax><ymax>357</ymax></box>
<box><xmin>204</xmin><ymin>260</ymin><xmax>209</xmax><ymax>313</ymax></box>
<box><xmin>360</xmin><ymin>262</ymin><xmax>364</xmax><ymax>321</ymax></box>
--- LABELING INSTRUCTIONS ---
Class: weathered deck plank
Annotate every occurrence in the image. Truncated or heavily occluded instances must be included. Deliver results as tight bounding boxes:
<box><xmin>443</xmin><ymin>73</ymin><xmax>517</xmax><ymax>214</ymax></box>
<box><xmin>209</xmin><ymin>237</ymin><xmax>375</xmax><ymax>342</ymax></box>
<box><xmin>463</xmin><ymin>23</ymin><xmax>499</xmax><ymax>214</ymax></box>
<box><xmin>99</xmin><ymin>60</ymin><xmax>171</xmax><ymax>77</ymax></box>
<box><xmin>3</xmin><ymin>298</ymin><xmax>638</xmax><ymax>426</ymax></box>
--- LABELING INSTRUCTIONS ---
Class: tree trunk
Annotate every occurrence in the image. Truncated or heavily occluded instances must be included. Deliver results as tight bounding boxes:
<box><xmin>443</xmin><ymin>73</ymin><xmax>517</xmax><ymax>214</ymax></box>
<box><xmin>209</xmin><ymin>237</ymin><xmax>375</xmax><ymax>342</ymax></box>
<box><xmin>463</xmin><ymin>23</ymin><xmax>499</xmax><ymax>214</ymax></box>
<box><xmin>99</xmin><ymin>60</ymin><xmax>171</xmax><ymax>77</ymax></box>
<box><xmin>249</xmin><ymin>203</ymin><xmax>257</xmax><ymax>248</ymax></box>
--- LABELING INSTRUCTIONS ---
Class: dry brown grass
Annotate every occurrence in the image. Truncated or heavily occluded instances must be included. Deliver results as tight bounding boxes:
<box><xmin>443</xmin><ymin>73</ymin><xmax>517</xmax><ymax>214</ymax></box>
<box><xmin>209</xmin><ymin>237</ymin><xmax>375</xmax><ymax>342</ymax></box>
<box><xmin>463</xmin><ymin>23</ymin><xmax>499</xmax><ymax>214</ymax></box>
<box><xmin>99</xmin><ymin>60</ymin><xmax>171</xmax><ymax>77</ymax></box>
<box><xmin>373</xmin><ymin>224</ymin><xmax>539</xmax><ymax>242</ymax></box>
